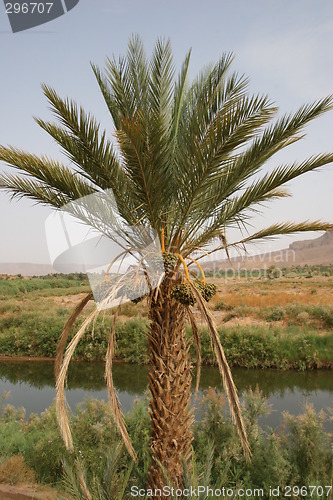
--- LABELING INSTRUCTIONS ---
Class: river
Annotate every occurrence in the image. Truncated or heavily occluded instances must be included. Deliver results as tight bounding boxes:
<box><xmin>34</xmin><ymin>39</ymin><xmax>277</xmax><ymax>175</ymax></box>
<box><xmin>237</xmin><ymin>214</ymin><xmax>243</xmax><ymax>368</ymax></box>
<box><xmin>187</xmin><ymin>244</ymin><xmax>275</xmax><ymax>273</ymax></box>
<box><xmin>0</xmin><ymin>361</ymin><xmax>332</xmax><ymax>429</ymax></box>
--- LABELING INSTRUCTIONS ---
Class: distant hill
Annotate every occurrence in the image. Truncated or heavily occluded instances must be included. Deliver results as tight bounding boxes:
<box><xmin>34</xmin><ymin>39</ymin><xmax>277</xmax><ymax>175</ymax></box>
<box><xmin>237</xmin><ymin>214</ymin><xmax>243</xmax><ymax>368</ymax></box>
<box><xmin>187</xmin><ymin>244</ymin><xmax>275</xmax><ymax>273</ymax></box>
<box><xmin>289</xmin><ymin>230</ymin><xmax>333</xmax><ymax>251</ymax></box>
<box><xmin>202</xmin><ymin>231</ymin><xmax>333</xmax><ymax>271</ymax></box>
<box><xmin>0</xmin><ymin>231</ymin><xmax>332</xmax><ymax>276</ymax></box>
<box><xmin>0</xmin><ymin>263</ymin><xmax>56</xmax><ymax>276</ymax></box>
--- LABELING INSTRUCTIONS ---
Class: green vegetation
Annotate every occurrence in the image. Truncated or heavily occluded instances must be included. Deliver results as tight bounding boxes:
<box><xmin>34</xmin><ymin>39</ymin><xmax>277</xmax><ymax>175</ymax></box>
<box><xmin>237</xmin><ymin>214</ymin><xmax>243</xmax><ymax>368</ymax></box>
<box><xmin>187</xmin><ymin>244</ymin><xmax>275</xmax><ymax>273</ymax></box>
<box><xmin>206</xmin><ymin>264</ymin><xmax>333</xmax><ymax>279</ymax></box>
<box><xmin>0</xmin><ymin>273</ymin><xmax>88</xmax><ymax>299</ymax></box>
<box><xmin>0</xmin><ymin>390</ymin><xmax>331</xmax><ymax>496</ymax></box>
<box><xmin>0</xmin><ymin>314</ymin><xmax>332</xmax><ymax>369</ymax></box>
<box><xmin>0</xmin><ymin>274</ymin><xmax>333</xmax><ymax>369</ymax></box>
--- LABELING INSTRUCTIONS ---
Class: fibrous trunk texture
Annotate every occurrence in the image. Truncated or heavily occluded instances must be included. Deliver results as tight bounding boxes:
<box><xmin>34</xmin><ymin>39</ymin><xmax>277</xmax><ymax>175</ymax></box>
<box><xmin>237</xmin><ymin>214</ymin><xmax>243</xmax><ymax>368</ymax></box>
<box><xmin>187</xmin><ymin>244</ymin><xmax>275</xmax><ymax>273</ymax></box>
<box><xmin>148</xmin><ymin>278</ymin><xmax>194</xmax><ymax>493</ymax></box>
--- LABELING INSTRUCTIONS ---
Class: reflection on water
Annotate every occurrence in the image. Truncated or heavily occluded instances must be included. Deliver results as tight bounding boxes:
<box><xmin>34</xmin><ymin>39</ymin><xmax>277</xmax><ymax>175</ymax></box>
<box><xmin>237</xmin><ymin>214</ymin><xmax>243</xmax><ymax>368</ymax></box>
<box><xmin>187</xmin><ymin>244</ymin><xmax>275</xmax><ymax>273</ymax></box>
<box><xmin>0</xmin><ymin>361</ymin><xmax>332</xmax><ymax>429</ymax></box>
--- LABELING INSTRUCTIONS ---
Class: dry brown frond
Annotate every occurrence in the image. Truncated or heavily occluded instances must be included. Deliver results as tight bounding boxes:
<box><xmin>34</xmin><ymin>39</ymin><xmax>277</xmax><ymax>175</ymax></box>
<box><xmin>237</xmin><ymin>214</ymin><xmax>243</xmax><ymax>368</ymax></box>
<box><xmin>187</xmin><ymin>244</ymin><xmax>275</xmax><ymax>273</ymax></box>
<box><xmin>188</xmin><ymin>278</ymin><xmax>251</xmax><ymax>460</ymax></box>
<box><xmin>55</xmin><ymin>292</ymin><xmax>93</xmax><ymax>380</ymax></box>
<box><xmin>187</xmin><ymin>308</ymin><xmax>201</xmax><ymax>399</ymax></box>
<box><xmin>105</xmin><ymin>310</ymin><xmax>137</xmax><ymax>462</ymax></box>
<box><xmin>75</xmin><ymin>459</ymin><xmax>92</xmax><ymax>500</ymax></box>
<box><xmin>56</xmin><ymin>308</ymin><xmax>99</xmax><ymax>451</ymax></box>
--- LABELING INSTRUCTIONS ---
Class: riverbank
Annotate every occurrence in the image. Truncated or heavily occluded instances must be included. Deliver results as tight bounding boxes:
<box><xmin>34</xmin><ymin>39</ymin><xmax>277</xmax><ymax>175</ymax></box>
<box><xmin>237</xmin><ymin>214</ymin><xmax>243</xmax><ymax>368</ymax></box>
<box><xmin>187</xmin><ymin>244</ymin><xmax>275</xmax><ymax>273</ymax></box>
<box><xmin>1</xmin><ymin>315</ymin><xmax>332</xmax><ymax>369</ymax></box>
<box><xmin>0</xmin><ymin>483</ymin><xmax>64</xmax><ymax>499</ymax></box>
<box><xmin>0</xmin><ymin>391</ymin><xmax>332</xmax><ymax>497</ymax></box>
<box><xmin>0</xmin><ymin>272</ymin><xmax>333</xmax><ymax>370</ymax></box>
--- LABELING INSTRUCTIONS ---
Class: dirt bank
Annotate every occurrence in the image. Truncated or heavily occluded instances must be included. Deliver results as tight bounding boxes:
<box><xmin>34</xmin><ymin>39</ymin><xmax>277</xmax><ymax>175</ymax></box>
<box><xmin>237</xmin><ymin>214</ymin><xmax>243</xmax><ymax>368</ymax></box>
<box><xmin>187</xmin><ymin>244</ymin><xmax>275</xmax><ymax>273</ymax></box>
<box><xmin>0</xmin><ymin>483</ymin><xmax>67</xmax><ymax>499</ymax></box>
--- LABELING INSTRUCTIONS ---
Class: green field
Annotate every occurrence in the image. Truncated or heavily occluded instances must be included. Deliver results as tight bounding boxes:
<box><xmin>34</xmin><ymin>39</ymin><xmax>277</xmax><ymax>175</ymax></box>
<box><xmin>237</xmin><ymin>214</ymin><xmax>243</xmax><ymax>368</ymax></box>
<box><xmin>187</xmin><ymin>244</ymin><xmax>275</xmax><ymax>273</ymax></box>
<box><xmin>0</xmin><ymin>270</ymin><xmax>332</xmax><ymax>369</ymax></box>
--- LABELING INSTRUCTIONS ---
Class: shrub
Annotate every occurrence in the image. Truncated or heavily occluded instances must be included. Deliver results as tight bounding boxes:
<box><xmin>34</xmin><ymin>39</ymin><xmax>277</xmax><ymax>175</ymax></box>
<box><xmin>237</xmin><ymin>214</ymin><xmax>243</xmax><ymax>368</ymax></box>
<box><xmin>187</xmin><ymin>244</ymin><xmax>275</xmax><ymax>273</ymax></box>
<box><xmin>322</xmin><ymin>309</ymin><xmax>333</xmax><ymax>329</ymax></box>
<box><xmin>223</xmin><ymin>312</ymin><xmax>237</xmax><ymax>323</ymax></box>
<box><xmin>296</xmin><ymin>311</ymin><xmax>310</xmax><ymax>324</ymax></box>
<box><xmin>283</xmin><ymin>404</ymin><xmax>332</xmax><ymax>483</ymax></box>
<box><xmin>114</xmin><ymin>319</ymin><xmax>148</xmax><ymax>363</ymax></box>
<box><xmin>285</xmin><ymin>272</ymin><xmax>298</xmax><ymax>278</ymax></box>
<box><xmin>266</xmin><ymin>306</ymin><xmax>285</xmax><ymax>322</ymax></box>
<box><xmin>0</xmin><ymin>392</ymin><xmax>332</xmax><ymax>493</ymax></box>
<box><xmin>214</xmin><ymin>301</ymin><xmax>234</xmax><ymax>311</ymax></box>
<box><xmin>267</xmin><ymin>266</ymin><xmax>282</xmax><ymax>279</ymax></box>
<box><xmin>309</xmin><ymin>306</ymin><xmax>333</xmax><ymax>329</ymax></box>
<box><xmin>0</xmin><ymin>455</ymin><xmax>35</xmax><ymax>485</ymax></box>
<box><xmin>23</xmin><ymin>407</ymin><xmax>66</xmax><ymax>483</ymax></box>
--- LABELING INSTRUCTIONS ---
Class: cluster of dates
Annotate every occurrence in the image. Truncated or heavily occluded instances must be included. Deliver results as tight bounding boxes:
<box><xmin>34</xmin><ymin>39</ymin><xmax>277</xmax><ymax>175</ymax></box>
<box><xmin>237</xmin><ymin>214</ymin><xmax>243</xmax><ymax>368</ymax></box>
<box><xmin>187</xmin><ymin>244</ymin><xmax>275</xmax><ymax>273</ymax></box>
<box><xmin>171</xmin><ymin>281</ymin><xmax>217</xmax><ymax>306</ymax></box>
<box><xmin>149</xmin><ymin>251</ymin><xmax>178</xmax><ymax>273</ymax></box>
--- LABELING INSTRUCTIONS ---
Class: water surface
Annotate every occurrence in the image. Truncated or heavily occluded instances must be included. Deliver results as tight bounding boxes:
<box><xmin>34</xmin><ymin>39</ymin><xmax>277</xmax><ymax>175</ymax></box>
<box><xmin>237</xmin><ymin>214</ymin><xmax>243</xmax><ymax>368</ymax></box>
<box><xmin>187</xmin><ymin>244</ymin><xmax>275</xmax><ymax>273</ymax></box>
<box><xmin>0</xmin><ymin>361</ymin><xmax>332</xmax><ymax>429</ymax></box>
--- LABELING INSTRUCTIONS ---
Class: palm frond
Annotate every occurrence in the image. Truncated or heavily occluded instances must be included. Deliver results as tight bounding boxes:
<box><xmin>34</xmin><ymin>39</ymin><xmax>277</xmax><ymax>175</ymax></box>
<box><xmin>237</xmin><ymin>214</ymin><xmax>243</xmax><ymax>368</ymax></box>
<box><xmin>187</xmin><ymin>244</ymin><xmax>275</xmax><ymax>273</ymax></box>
<box><xmin>174</xmin><ymin>95</ymin><xmax>276</xmax><ymax>246</ymax></box>
<box><xmin>149</xmin><ymin>37</ymin><xmax>175</xmax><ymax>116</ymax></box>
<box><xmin>62</xmin><ymin>459</ymin><xmax>89</xmax><ymax>500</ymax></box>
<box><xmin>91</xmin><ymin>62</ymin><xmax>122</xmax><ymax>129</ymax></box>
<box><xmin>56</xmin><ymin>308</ymin><xmax>99</xmax><ymax>451</ymax></box>
<box><xmin>221</xmin><ymin>96</ymin><xmax>333</xmax><ymax>192</ymax></box>
<box><xmin>36</xmin><ymin>86</ymin><xmax>138</xmax><ymax>223</ymax></box>
<box><xmin>170</xmin><ymin>48</ymin><xmax>191</xmax><ymax>150</ymax></box>
<box><xmin>193</xmin><ymin>220</ymin><xmax>333</xmax><ymax>263</ymax></box>
<box><xmin>221</xmin><ymin>152</ymin><xmax>333</xmax><ymax>223</ymax></box>
<box><xmin>235</xmin><ymin>221</ymin><xmax>333</xmax><ymax>245</ymax></box>
<box><xmin>182</xmin><ymin>149</ymin><xmax>333</xmax><ymax>254</ymax></box>
<box><xmin>188</xmin><ymin>278</ymin><xmax>251</xmax><ymax>459</ymax></box>
<box><xmin>0</xmin><ymin>146</ymin><xmax>96</xmax><ymax>202</ymax></box>
<box><xmin>0</xmin><ymin>171</ymin><xmax>72</xmax><ymax>208</ymax></box>
<box><xmin>105</xmin><ymin>312</ymin><xmax>137</xmax><ymax>462</ymax></box>
<box><xmin>126</xmin><ymin>34</ymin><xmax>149</xmax><ymax>113</ymax></box>
<box><xmin>174</xmin><ymin>96</ymin><xmax>333</xmax><ymax>252</ymax></box>
<box><xmin>187</xmin><ymin>308</ymin><xmax>201</xmax><ymax>398</ymax></box>
<box><xmin>55</xmin><ymin>292</ymin><xmax>93</xmax><ymax>380</ymax></box>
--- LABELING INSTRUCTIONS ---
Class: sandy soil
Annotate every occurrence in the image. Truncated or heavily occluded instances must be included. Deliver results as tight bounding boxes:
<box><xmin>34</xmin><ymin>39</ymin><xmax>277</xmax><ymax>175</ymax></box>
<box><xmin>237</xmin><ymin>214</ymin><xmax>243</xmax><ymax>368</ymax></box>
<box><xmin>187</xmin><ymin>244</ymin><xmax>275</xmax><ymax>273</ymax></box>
<box><xmin>48</xmin><ymin>293</ymin><xmax>92</xmax><ymax>308</ymax></box>
<box><xmin>190</xmin><ymin>308</ymin><xmax>268</xmax><ymax>327</ymax></box>
<box><xmin>0</xmin><ymin>483</ymin><xmax>67</xmax><ymax>499</ymax></box>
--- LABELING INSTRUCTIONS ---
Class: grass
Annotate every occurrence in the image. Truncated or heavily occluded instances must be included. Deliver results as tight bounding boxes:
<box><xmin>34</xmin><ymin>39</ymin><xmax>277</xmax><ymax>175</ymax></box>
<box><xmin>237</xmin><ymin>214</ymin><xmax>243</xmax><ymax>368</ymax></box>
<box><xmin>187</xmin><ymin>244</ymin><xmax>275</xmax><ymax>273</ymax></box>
<box><xmin>0</xmin><ymin>270</ymin><xmax>332</xmax><ymax>369</ymax></box>
<box><xmin>0</xmin><ymin>313</ymin><xmax>332</xmax><ymax>369</ymax></box>
<box><xmin>208</xmin><ymin>271</ymin><xmax>333</xmax><ymax>332</ymax></box>
<box><xmin>0</xmin><ymin>273</ymin><xmax>89</xmax><ymax>298</ymax></box>
<box><xmin>196</xmin><ymin>325</ymin><xmax>333</xmax><ymax>369</ymax></box>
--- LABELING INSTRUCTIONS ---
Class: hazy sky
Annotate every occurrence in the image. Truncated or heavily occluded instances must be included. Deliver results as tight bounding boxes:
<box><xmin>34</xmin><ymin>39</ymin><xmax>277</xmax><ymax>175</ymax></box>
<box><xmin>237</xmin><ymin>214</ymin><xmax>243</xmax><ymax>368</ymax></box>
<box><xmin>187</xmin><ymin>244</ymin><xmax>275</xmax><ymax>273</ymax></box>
<box><xmin>0</xmin><ymin>0</ymin><xmax>333</xmax><ymax>264</ymax></box>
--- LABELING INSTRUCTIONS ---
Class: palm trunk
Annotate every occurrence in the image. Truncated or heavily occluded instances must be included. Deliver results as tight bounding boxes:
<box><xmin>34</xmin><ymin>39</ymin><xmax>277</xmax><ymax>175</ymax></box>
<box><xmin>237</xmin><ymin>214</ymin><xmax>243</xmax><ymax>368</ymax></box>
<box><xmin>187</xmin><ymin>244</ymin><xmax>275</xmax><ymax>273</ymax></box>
<box><xmin>147</xmin><ymin>278</ymin><xmax>194</xmax><ymax>493</ymax></box>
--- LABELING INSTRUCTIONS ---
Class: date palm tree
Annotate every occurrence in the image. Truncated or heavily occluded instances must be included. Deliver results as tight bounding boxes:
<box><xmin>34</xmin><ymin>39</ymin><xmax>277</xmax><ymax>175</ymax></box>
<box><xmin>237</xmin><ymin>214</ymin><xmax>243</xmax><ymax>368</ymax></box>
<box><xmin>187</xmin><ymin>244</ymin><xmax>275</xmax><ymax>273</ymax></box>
<box><xmin>1</xmin><ymin>36</ymin><xmax>333</xmax><ymax>494</ymax></box>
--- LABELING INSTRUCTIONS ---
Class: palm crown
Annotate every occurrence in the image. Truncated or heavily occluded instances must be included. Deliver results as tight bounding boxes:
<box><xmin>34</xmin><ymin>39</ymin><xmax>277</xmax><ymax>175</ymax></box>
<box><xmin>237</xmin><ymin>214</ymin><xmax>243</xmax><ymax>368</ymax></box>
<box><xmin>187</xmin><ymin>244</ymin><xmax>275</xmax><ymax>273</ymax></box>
<box><xmin>1</xmin><ymin>35</ymin><xmax>333</xmax><ymax>492</ymax></box>
<box><xmin>1</xmin><ymin>36</ymin><xmax>332</xmax><ymax>255</ymax></box>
